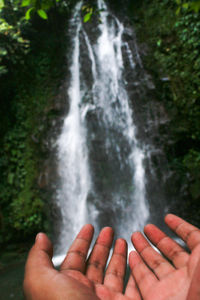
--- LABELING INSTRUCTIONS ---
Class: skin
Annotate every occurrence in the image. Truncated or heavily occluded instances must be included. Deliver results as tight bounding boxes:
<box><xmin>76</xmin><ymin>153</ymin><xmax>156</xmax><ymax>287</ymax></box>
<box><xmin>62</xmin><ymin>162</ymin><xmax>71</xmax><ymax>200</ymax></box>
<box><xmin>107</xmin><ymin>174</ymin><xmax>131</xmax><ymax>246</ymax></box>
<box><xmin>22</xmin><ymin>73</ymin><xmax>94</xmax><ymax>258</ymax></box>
<box><xmin>24</xmin><ymin>214</ymin><xmax>200</xmax><ymax>300</ymax></box>
<box><xmin>130</xmin><ymin>214</ymin><xmax>200</xmax><ymax>300</ymax></box>
<box><xmin>24</xmin><ymin>225</ymin><xmax>137</xmax><ymax>300</ymax></box>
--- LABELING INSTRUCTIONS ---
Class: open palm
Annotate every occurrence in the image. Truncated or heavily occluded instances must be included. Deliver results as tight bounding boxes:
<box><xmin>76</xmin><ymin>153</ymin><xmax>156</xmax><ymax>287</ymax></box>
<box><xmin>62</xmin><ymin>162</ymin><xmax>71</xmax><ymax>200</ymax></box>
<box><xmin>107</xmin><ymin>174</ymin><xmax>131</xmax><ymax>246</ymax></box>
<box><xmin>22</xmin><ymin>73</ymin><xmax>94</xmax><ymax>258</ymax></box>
<box><xmin>24</xmin><ymin>224</ymin><xmax>138</xmax><ymax>300</ymax></box>
<box><xmin>24</xmin><ymin>214</ymin><xmax>200</xmax><ymax>300</ymax></box>
<box><xmin>129</xmin><ymin>214</ymin><xmax>200</xmax><ymax>300</ymax></box>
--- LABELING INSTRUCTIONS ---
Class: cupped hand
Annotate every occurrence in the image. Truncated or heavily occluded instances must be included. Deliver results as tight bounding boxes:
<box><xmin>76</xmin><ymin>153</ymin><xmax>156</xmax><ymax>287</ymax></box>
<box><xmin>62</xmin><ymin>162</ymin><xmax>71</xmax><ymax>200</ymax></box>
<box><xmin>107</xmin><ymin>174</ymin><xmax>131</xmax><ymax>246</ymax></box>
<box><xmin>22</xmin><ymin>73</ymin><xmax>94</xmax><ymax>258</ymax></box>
<box><xmin>129</xmin><ymin>214</ymin><xmax>200</xmax><ymax>300</ymax></box>
<box><xmin>24</xmin><ymin>224</ymin><xmax>139</xmax><ymax>300</ymax></box>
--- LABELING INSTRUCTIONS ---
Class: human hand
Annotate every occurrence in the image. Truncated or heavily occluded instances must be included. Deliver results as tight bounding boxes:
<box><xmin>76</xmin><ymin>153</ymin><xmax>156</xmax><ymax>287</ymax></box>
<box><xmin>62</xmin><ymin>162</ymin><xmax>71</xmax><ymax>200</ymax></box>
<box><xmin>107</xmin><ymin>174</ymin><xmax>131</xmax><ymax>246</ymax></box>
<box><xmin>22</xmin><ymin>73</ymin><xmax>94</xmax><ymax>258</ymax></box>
<box><xmin>186</xmin><ymin>254</ymin><xmax>200</xmax><ymax>300</ymax></box>
<box><xmin>129</xmin><ymin>214</ymin><xmax>200</xmax><ymax>300</ymax></box>
<box><xmin>23</xmin><ymin>224</ymin><xmax>139</xmax><ymax>300</ymax></box>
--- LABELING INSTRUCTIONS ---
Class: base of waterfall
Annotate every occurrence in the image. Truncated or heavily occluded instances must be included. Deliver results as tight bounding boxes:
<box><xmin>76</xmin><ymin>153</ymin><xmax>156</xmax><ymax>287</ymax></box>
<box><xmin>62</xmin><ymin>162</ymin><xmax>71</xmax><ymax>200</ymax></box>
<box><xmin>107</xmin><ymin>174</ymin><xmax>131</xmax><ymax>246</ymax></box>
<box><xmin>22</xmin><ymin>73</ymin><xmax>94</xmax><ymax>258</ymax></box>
<box><xmin>52</xmin><ymin>254</ymin><xmax>66</xmax><ymax>267</ymax></box>
<box><xmin>52</xmin><ymin>241</ymin><xmax>137</xmax><ymax>268</ymax></box>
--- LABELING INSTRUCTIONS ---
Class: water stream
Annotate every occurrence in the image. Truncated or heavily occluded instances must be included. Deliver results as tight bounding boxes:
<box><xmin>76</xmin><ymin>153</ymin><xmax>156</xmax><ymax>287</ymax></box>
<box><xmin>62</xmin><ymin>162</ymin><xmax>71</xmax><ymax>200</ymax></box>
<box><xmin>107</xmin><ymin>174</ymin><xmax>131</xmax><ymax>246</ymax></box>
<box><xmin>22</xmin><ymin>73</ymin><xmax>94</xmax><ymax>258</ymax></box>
<box><xmin>53</xmin><ymin>0</ymin><xmax>171</xmax><ymax>264</ymax></box>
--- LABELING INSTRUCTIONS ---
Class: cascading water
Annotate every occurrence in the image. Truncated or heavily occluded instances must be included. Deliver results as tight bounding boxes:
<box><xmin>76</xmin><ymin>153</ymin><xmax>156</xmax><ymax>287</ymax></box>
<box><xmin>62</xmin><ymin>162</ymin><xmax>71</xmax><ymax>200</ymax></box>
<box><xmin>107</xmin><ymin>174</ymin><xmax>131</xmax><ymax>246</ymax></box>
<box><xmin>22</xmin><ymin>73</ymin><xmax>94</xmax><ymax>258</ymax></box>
<box><xmin>53</xmin><ymin>0</ymin><xmax>170</xmax><ymax>262</ymax></box>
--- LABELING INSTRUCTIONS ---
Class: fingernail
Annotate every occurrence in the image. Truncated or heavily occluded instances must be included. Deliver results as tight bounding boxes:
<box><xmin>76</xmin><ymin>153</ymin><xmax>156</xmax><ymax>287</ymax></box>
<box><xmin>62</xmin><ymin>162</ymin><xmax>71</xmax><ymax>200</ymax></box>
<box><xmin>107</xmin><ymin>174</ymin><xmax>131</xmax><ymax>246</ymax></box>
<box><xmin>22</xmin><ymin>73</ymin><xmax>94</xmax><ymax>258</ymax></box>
<box><xmin>35</xmin><ymin>232</ymin><xmax>43</xmax><ymax>243</ymax></box>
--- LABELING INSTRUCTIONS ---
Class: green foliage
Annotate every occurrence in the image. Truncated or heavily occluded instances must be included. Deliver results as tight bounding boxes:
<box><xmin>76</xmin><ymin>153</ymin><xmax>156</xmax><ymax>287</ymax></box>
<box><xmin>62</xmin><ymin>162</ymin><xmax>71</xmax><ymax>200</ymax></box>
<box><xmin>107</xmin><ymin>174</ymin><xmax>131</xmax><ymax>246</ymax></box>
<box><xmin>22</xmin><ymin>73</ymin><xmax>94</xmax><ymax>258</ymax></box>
<box><xmin>131</xmin><ymin>0</ymin><xmax>200</xmax><ymax>221</ymax></box>
<box><xmin>0</xmin><ymin>10</ymin><xmax>66</xmax><ymax>246</ymax></box>
<box><xmin>153</xmin><ymin>11</ymin><xmax>200</xmax><ymax>146</ymax></box>
<box><xmin>20</xmin><ymin>0</ymin><xmax>77</xmax><ymax>20</ymax></box>
<box><xmin>82</xmin><ymin>6</ymin><xmax>93</xmax><ymax>23</ymax></box>
<box><xmin>37</xmin><ymin>9</ymin><xmax>48</xmax><ymax>19</ymax></box>
<box><xmin>0</xmin><ymin>0</ymin><xmax>98</xmax><ymax>75</ymax></box>
<box><xmin>25</xmin><ymin>7</ymin><xmax>34</xmax><ymax>19</ymax></box>
<box><xmin>21</xmin><ymin>0</ymin><xmax>55</xmax><ymax>20</ymax></box>
<box><xmin>0</xmin><ymin>0</ymin><xmax>76</xmax><ymax>75</ymax></box>
<box><xmin>0</xmin><ymin>0</ymin><xmax>4</xmax><ymax>8</ymax></box>
<box><xmin>0</xmin><ymin>0</ymin><xmax>30</xmax><ymax>75</ymax></box>
<box><xmin>82</xmin><ymin>3</ymin><xmax>105</xmax><ymax>23</ymax></box>
<box><xmin>183</xmin><ymin>150</ymin><xmax>200</xmax><ymax>199</ymax></box>
<box><xmin>11</xmin><ymin>194</ymin><xmax>44</xmax><ymax>232</ymax></box>
<box><xmin>0</xmin><ymin>101</ymin><xmax>46</xmax><ymax>240</ymax></box>
<box><xmin>176</xmin><ymin>0</ymin><xmax>200</xmax><ymax>14</ymax></box>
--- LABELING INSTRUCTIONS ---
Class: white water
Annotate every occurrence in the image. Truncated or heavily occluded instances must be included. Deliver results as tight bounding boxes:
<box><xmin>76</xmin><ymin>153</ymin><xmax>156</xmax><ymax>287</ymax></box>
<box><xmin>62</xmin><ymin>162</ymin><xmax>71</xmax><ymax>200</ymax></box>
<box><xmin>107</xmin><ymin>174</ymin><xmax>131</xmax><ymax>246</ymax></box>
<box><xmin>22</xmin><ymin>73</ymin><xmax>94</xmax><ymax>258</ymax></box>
<box><xmin>56</xmin><ymin>2</ymin><xmax>91</xmax><ymax>252</ymax></box>
<box><xmin>54</xmin><ymin>0</ymin><xmax>149</xmax><ymax>262</ymax></box>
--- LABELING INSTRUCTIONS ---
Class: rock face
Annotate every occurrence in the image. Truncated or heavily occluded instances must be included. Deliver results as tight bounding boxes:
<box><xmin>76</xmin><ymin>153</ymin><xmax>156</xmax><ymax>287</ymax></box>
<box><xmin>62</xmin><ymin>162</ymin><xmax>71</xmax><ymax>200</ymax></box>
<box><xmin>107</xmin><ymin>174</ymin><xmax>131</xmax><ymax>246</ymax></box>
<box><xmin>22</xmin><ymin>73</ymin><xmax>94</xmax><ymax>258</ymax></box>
<box><xmin>35</xmin><ymin>79</ymin><xmax>69</xmax><ymax>232</ymax></box>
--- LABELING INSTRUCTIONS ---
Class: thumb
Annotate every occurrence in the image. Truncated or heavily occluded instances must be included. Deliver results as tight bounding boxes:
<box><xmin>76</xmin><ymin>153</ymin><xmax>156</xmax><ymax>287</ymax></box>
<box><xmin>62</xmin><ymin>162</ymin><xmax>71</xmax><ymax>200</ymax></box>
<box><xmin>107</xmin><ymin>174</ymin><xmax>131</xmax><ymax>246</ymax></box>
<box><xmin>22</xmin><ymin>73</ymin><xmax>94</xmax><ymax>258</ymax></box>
<box><xmin>24</xmin><ymin>234</ymin><xmax>55</xmax><ymax>299</ymax></box>
<box><xmin>25</xmin><ymin>233</ymin><xmax>54</xmax><ymax>275</ymax></box>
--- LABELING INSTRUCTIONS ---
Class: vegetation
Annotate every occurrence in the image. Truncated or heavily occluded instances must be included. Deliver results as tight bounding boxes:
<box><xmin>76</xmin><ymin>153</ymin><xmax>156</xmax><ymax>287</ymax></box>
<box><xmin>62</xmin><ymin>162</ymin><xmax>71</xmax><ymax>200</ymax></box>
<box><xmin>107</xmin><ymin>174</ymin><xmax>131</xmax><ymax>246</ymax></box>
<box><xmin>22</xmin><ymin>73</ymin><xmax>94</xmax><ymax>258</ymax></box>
<box><xmin>176</xmin><ymin>0</ymin><xmax>200</xmax><ymax>14</ymax></box>
<box><xmin>0</xmin><ymin>0</ymin><xmax>101</xmax><ymax>250</ymax></box>
<box><xmin>131</xmin><ymin>0</ymin><xmax>200</xmax><ymax>225</ymax></box>
<box><xmin>0</xmin><ymin>0</ymin><xmax>68</xmax><ymax>249</ymax></box>
<box><xmin>0</xmin><ymin>0</ymin><xmax>200</xmax><ymax>251</ymax></box>
<box><xmin>0</xmin><ymin>2</ymin><xmax>199</xmax><ymax>296</ymax></box>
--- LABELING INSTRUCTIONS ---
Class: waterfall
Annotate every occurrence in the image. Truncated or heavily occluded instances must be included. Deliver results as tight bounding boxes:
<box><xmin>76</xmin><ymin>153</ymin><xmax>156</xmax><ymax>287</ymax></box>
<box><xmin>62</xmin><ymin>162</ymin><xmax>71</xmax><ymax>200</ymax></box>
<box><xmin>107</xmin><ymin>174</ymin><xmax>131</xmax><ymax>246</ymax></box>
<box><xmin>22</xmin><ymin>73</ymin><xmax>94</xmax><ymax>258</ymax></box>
<box><xmin>55</xmin><ymin>1</ymin><xmax>91</xmax><ymax>252</ymax></box>
<box><xmin>53</xmin><ymin>0</ymin><xmax>158</xmax><ymax>263</ymax></box>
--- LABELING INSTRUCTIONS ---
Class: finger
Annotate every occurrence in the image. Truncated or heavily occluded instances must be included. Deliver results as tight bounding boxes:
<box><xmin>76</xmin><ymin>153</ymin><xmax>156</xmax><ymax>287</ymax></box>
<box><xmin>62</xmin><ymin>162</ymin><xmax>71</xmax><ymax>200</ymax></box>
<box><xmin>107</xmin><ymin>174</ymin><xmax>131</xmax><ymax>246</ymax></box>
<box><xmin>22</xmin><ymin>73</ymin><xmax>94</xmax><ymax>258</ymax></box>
<box><xmin>144</xmin><ymin>224</ymin><xmax>189</xmax><ymax>268</ymax></box>
<box><xmin>86</xmin><ymin>227</ymin><xmax>114</xmax><ymax>284</ymax></box>
<box><xmin>25</xmin><ymin>233</ymin><xmax>54</xmax><ymax>273</ymax></box>
<box><xmin>26</xmin><ymin>233</ymin><xmax>54</xmax><ymax>272</ymax></box>
<box><xmin>103</xmin><ymin>238</ymin><xmax>127</xmax><ymax>293</ymax></box>
<box><xmin>125</xmin><ymin>273</ymin><xmax>142</xmax><ymax>300</ymax></box>
<box><xmin>131</xmin><ymin>231</ymin><xmax>175</xmax><ymax>279</ymax></box>
<box><xmin>60</xmin><ymin>224</ymin><xmax>94</xmax><ymax>273</ymax></box>
<box><xmin>129</xmin><ymin>251</ymin><xmax>157</xmax><ymax>298</ymax></box>
<box><xmin>165</xmin><ymin>214</ymin><xmax>200</xmax><ymax>250</ymax></box>
<box><xmin>24</xmin><ymin>233</ymin><xmax>55</xmax><ymax>298</ymax></box>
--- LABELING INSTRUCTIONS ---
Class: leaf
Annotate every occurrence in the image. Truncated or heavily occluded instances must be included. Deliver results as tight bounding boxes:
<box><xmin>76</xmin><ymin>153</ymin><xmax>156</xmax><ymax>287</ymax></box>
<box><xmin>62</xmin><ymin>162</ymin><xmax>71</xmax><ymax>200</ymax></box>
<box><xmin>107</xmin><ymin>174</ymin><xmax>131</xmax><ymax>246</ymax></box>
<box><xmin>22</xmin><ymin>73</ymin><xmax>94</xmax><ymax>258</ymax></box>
<box><xmin>157</xmin><ymin>39</ymin><xmax>162</xmax><ymax>47</ymax></box>
<box><xmin>0</xmin><ymin>0</ymin><xmax>4</xmax><ymax>9</ymax></box>
<box><xmin>82</xmin><ymin>5</ymin><xmax>87</xmax><ymax>11</ymax></box>
<box><xmin>25</xmin><ymin>7</ymin><xmax>34</xmax><ymax>20</ymax></box>
<box><xmin>0</xmin><ymin>47</ymin><xmax>7</xmax><ymax>55</ymax></box>
<box><xmin>182</xmin><ymin>3</ymin><xmax>189</xmax><ymax>9</ymax></box>
<box><xmin>176</xmin><ymin>6</ymin><xmax>181</xmax><ymax>15</ymax></box>
<box><xmin>190</xmin><ymin>2</ymin><xmax>200</xmax><ymax>13</ymax></box>
<box><xmin>8</xmin><ymin>173</ymin><xmax>14</xmax><ymax>185</ymax></box>
<box><xmin>21</xmin><ymin>0</ymin><xmax>31</xmax><ymax>7</ymax></box>
<box><xmin>83</xmin><ymin>12</ymin><xmax>92</xmax><ymax>23</ymax></box>
<box><xmin>0</xmin><ymin>65</ymin><xmax>7</xmax><ymax>75</ymax></box>
<box><xmin>37</xmin><ymin>9</ymin><xmax>48</xmax><ymax>19</ymax></box>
